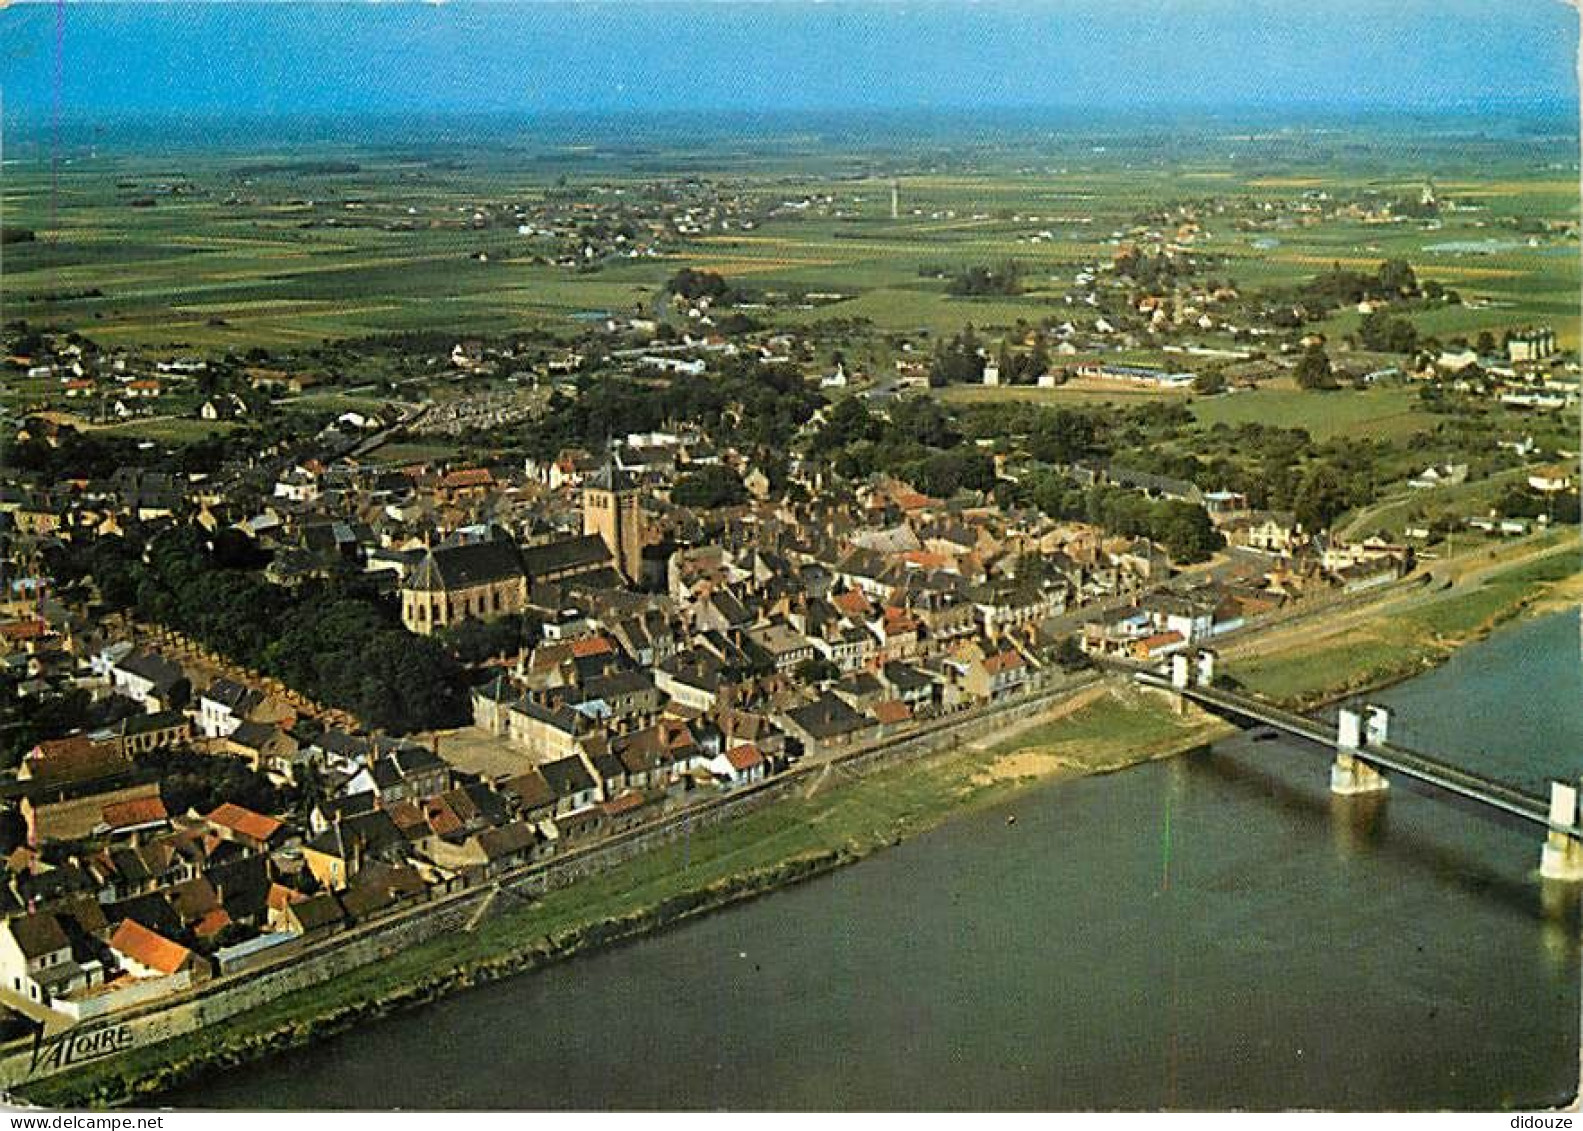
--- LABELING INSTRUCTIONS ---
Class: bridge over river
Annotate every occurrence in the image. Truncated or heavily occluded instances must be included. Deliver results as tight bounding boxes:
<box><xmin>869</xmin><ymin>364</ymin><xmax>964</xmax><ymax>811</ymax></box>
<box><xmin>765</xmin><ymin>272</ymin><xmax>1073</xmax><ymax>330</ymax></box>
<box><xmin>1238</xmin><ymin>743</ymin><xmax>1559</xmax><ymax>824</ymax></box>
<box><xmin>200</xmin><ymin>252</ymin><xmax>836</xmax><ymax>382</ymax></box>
<box><xmin>1136</xmin><ymin>650</ymin><xmax>1583</xmax><ymax>882</ymax></box>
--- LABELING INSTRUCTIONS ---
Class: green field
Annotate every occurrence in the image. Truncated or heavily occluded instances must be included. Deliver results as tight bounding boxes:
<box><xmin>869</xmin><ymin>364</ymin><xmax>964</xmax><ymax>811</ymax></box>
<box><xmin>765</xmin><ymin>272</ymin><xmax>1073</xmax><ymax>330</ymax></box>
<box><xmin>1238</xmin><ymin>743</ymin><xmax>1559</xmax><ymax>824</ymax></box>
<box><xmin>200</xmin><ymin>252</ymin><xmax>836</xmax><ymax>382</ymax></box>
<box><xmin>1190</xmin><ymin>383</ymin><xmax>1440</xmax><ymax>443</ymax></box>
<box><xmin>3</xmin><ymin>143</ymin><xmax>1576</xmax><ymax>352</ymax></box>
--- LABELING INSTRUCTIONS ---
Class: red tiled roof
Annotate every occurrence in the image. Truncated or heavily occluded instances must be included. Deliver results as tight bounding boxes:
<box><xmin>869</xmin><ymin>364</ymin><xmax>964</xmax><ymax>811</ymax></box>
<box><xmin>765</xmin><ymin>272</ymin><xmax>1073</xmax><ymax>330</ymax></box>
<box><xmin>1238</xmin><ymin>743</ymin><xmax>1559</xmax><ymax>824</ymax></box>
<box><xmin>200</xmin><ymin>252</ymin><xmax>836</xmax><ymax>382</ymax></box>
<box><xmin>832</xmin><ymin>590</ymin><xmax>871</xmax><ymax>616</ymax></box>
<box><xmin>0</xmin><ymin>620</ymin><xmax>49</xmax><ymax>641</ymax></box>
<box><xmin>982</xmin><ymin>651</ymin><xmax>1026</xmax><ymax>674</ymax></box>
<box><xmin>193</xmin><ymin>909</ymin><xmax>232</xmax><ymax>939</ymax></box>
<box><xmin>206</xmin><ymin>802</ymin><xmax>284</xmax><ymax>844</ymax></box>
<box><xmin>724</xmin><ymin>744</ymin><xmax>764</xmax><ymax>772</ymax></box>
<box><xmin>570</xmin><ymin>636</ymin><xmax>615</xmax><ymax>659</ymax></box>
<box><xmin>870</xmin><ymin>700</ymin><xmax>912</xmax><ymax>726</ymax></box>
<box><xmin>267</xmin><ymin>883</ymin><xmax>306</xmax><ymax>912</ymax></box>
<box><xmin>439</xmin><ymin>468</ymin><xmax>494</xmax><ymax>490</ymax></box>
<box><xmin>600</xmin><ymin>791</ymin><xmax>647</xmax><ymax>817</ymax></box>
<box><xmin>101</xmin><ymin>797</ymin><xmax>168</xmax><ymax>830</ymax></box>
<box><xmin>110</xmin><ymin>919</ymin><xmax>192</xmax><ymax>976</ymax></box>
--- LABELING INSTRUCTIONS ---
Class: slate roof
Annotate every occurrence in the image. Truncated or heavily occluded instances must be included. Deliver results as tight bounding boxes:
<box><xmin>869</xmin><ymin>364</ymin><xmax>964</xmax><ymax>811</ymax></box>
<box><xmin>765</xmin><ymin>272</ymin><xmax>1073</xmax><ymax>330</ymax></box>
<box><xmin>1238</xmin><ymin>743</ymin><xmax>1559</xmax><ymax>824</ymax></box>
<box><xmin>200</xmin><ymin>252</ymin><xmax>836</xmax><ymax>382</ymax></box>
<box><xmin>784</xmin><ymin>693</ymin><xmax>872</xmax><ymax>741</ymax></box>
<box><xmin>407</xmin><ymin>539</ymin><xmax>524</xmax><ymax>592</ymax></box>
<box><xmin>6</xmin><ymin>911</ymin><xmax>69</xmax><ymax>958</ymax></box>
<box><xmin>539</xmin><ymin>756</ymin><xmax>596</xmax><ymax>799</ymax></box>
<box><xmin>520</xmin><ymin>534</ymin><xmax>612</xmax><ymax>581</ymax></box>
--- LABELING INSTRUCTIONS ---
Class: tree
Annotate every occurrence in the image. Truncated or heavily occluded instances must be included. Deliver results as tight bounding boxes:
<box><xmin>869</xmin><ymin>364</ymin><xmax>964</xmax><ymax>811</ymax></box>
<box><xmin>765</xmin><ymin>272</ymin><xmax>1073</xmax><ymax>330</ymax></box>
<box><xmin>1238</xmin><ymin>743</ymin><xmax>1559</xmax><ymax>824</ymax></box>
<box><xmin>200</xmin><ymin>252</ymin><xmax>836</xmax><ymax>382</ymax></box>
<box><xmin>1053</xmin><ymin>635</ymin><xmax>1090</xmax><ymax>672</ymax></box>
<box><xmin>1294</xmin><ymin>345</ymin><xmax>1337</xmax><ymax>390</ymax></box>
<box><xmin>1377</xmin><ymin>258</ymin><xmax>1418</xmax><ymax>296</ymax></box>
<box><xmin>1293</xmin><ymin>464</ymin><xmax>1350</xmax><ymax>533</ymax></box>
<box><xmin>1193</xmin><ymin>369</ymin><xmax>1227</xmax><ymax>396</ymax></box>
<box><xmin>794</xmin><ymin>657</ymin><xmax>841</xmax><ymax>685</ymax></box>
<box><xmin>671</xmin><ymin>466</ymin><xmax>748</xmax><ymax>509</ymax></box>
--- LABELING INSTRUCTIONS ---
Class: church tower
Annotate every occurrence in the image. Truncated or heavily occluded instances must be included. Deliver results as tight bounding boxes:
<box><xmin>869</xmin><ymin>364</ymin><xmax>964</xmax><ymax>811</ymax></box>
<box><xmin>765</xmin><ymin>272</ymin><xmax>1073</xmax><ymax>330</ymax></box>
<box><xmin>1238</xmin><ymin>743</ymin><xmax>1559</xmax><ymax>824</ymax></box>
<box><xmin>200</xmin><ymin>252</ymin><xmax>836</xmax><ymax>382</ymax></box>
<box><xmin>583</xmin><ymin>448</ymin><xmax>644</xmax><ymax>583</ymax></box>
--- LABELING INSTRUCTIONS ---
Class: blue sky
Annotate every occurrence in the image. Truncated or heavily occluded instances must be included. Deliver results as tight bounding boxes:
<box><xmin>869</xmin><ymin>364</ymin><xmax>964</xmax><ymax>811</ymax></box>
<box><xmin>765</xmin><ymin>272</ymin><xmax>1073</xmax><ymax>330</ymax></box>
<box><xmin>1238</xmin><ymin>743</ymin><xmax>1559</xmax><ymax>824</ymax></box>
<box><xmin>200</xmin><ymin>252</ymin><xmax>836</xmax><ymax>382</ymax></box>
<box><xmin>0</xmin><ymin>0</ymin><xmax>1576</xmax><ymax>128</ymax></box>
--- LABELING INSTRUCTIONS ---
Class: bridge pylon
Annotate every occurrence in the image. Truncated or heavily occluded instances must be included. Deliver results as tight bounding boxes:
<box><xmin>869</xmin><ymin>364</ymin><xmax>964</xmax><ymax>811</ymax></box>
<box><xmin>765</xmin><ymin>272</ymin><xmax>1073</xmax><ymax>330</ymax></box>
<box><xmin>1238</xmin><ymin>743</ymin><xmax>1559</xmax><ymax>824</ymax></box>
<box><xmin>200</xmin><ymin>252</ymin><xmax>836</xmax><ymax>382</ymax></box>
<box><xmin>1539</xmin><ymin>781</ymin><xmax>1583</xmax><ymax>882</ymax></box>
<box><xmin>1331</xmin><ymin>706</ymin><xmax>1389</xmax><ymax>795</ymax></box>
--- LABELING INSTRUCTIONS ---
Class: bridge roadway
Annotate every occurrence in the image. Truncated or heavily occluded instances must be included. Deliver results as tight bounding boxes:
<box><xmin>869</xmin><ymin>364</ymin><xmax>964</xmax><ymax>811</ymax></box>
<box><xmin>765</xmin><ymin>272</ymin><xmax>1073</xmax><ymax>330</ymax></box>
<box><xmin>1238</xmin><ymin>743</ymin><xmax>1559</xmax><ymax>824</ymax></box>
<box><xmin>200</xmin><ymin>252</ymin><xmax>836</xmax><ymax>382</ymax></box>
<box><xmin>1137</xmin><ymin>673</ymin><xmax>1583</xmax><ymax>841</ymax></box>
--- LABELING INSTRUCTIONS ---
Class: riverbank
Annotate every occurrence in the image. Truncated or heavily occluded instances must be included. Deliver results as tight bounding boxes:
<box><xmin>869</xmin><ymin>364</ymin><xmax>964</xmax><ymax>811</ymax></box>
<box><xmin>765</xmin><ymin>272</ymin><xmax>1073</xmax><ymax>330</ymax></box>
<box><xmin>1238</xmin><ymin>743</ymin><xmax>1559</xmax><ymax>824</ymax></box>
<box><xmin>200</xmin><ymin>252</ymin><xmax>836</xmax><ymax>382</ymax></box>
<box><xmin>1224</xmin><ymin>533</ymin><xmax>1579</xmax><ymax>710</ymax></box>
<box><xmin>22</xmin><ymin>683</ymin><xmax>1230</xmax><ymax>1109</ymax></box>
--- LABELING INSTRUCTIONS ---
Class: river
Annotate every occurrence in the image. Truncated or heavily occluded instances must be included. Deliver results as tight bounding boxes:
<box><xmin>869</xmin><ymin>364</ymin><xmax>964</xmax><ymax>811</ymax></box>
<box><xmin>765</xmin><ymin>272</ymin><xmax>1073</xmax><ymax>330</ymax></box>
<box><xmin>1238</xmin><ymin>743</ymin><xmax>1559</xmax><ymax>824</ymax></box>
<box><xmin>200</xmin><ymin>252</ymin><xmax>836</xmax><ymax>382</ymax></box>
<box><xmin>167</xmin><ymin>610</ymin><xmax>1583</xmax><ymax>1110</ymax></box>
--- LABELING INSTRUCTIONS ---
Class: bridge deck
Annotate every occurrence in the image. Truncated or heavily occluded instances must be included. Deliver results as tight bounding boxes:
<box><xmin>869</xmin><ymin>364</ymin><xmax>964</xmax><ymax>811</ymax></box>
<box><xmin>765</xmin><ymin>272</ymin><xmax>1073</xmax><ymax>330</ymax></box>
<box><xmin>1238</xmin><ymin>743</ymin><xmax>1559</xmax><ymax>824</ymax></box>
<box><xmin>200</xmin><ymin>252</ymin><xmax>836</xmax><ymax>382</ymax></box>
<box><xmin>1139</xmin><ymin>674</ymin><xmax>1580</xmax><ymax>839</ymax></box>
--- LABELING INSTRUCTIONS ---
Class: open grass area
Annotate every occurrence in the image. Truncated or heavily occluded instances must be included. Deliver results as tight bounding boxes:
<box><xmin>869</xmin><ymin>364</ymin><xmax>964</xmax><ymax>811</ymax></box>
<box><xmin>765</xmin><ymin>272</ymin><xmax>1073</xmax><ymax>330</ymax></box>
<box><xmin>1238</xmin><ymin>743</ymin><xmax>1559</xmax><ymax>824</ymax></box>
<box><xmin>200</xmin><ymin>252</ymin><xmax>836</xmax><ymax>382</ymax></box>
<box><xmin>21</xmin><ymin>683</ymin><xmax>1226</xmax><ymax>1108</ymax></box>
<box><xmin>82</xmin><ymin>417</ymin><xmax>242</xmax><ymax>443</ymax></box>
<box><xmin>1190</xmin><ymin>382</ymin><xmax>1438</xmax><ymax>444</ymax></box>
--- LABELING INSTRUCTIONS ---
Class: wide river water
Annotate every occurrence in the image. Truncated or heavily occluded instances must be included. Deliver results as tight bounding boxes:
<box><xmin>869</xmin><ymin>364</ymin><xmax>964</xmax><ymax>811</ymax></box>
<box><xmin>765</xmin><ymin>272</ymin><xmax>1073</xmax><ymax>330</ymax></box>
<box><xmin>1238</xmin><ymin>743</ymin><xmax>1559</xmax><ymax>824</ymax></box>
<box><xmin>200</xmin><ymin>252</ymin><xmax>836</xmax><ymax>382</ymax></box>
<box><xmin>168</xmin><ymin>610</ymin><xmax>1583</xmax><ymax>1110</ymax></box>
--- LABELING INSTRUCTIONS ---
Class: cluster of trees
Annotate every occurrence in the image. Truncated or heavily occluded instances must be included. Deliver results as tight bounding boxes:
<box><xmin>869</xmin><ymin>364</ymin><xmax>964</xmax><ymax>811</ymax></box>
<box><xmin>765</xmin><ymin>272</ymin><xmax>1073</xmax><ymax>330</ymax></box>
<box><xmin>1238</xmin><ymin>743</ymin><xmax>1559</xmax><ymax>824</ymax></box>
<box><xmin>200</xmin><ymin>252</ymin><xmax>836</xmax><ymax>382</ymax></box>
<box><xmin>509</xmin><ymin>357</ymin><xmax>822</xmax><ymax>461</ymax></box>
<box><xmin>1019</xmin><ymin>474</ymin><xmax>1223</xmax><ymax>563</ymax></box>
<box><xmin>946</xmin><ymin>262</ymin><xmax>1023</xmax><ymax>297</ymax></box>
<box><xmin>1113</xmin><ymin>247</ymin><xmax>1198</xmax><ymax>288</ymax></box>
<box><xmin>11</xmin><ymin>420</ymin><xmax>234</xmax><ymax>479</ymax></box>
<box><xmin>0</xmin><ymin>677</ymin><xmax>145</xmax><ymax>770</ymax></box>
<box><xmin>991</xmin><ymin>338</ymin><xmax>1053</xmax><ymax>386</ymax></box>
<box><xmin>140</xmin><ymin>746</ymin><xmax>298</xmax><ymax>820</ymax></box>
<box><xmin>928</xmin><ymin>325</ymin><xmax>987</xmax><ymax>386</ymax></box>
<box><xmin>810</xmin><ymin>396</ymin><xmax>997</xmax><ymax>498</ymax></box>
<box><xmin>666</xmin><ymin>268</ymin><xmax>734</xmax><ymax>302</ymax></box>
<box><xmin>1356</xmin><ymin>310</ymin><xmax>1420</xmax><ymax>356</ymax></box>
<box><xmin>0</xmin><ymin>227</ymin><xmax>36</xmax><ymax>246</ymax></box>
<box><xmin>1294</xmin><ymin>345</ymin><xmax>1338</xmax><ymax>390</ymax></box>
<box><xmin>1293</xmin><ymin>258</ymin><xmax>1423</xmax><ymax>312</ymax></box>
<box><xmin>437</xmin><ymin>613</ymin><xmax>541</xmax><ymax>666</ymax></box>
<box><xmin>671</xmin><ymin>465</ymin><xmax>748</xmax><ymax>509</ymax></box>
<box><xmin>49</xmin><ymin>529</ymin><xmax>468</xmax><ymax>734</ymax></box>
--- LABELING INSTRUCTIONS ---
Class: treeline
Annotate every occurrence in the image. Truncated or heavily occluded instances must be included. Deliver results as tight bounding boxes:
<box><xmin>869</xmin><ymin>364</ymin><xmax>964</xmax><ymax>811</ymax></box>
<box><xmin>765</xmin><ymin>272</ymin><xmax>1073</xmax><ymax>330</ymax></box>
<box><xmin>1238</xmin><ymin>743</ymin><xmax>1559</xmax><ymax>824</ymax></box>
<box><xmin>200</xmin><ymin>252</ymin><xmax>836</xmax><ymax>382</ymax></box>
<box><xmin>48</xmin><ymin>528</ymin><xmax>468</xmax><ymax>734</ymax></box>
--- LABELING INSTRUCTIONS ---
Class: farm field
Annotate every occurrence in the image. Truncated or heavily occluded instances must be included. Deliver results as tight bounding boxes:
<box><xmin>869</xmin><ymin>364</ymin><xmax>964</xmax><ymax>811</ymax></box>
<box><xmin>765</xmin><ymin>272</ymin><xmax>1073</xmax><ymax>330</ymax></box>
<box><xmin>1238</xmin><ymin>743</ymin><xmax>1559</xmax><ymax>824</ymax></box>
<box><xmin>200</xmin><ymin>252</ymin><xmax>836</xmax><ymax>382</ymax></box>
<box><xmin>3</xmin><ymin>133</ymin><xmax>1577</xmax><ymax>353</ymax></box>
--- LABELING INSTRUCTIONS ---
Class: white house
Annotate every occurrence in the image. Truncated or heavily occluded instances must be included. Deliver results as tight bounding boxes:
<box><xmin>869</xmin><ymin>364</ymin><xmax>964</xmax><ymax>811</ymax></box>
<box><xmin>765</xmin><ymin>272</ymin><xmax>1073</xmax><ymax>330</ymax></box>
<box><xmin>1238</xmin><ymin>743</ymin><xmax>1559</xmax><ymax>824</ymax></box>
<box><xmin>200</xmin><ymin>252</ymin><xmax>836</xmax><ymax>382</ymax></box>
<box><xmin>708</xmin><ymin>744</ymin><xmax>767</xmax><ymax>788</ymax></box>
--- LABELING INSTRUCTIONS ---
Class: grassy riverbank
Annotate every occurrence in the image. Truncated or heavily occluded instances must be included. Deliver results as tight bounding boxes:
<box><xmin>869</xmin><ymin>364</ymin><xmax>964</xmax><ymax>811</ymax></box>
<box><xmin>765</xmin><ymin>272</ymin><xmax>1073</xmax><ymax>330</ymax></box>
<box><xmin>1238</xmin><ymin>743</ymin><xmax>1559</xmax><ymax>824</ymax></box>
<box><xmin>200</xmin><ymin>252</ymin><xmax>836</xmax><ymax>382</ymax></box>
<box><xmin>23</xmin><ymin>683</ymin><xmax>1229</xmax><ymax>1109</ymax></box>
<box><xmin>1227</xmin><ymin>534</ymin><xmax>1580</xmax><ymax>708</ymax></box>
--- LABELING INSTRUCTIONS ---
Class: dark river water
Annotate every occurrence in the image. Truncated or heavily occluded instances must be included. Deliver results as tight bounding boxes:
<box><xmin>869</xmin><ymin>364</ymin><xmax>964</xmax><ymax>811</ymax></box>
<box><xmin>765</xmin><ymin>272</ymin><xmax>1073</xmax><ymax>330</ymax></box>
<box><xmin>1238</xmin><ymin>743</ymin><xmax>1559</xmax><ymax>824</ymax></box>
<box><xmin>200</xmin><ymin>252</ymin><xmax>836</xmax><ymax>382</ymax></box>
<box><xmin>167</xmin><ymin>611</ymin><xmax>1583</xmax><ymax>1111</ymax></box>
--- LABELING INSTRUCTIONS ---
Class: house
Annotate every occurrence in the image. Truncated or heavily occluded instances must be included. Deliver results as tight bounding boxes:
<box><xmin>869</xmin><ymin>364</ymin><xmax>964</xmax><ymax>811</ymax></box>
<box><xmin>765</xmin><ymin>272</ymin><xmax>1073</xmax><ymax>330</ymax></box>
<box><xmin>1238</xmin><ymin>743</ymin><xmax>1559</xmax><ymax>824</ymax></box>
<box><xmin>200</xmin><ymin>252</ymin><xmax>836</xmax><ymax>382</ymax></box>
<box><xmin>108</xmin><ymin>919</ymin><xmax>205</xmax><ymax>984</ymax></box>
<box><xmin>219</xmin><ymin>721</ymin><xmax>299</xmax><ymax>777</ymax></box>
<box><xmin>197</xmin><ymin>678</ymin><xmax>265</xmax><ymax>739</ymax></box>
<box><xmin>1131</xmin><ymin>630</ymin><xmax>1188</xmax><ymax>660</ymax></box>
<box><xmin>777</xmin><ymin>694</ymin><xmax>874</xmax><ymax>758</ymax></box>
<box><xmin>1409</xmin><ymin>464</ymin><xmax>1469</xmax><ymax>490</ymax></box>
<box><xmin>205</xmin><ymin>802</ymin><xmax>288</xmax><ymax>852</ymax></box>
<box><xmin>1222</xmin><ymin>511</ymin><xmax>1301</xmax><ymax>555</ymax></box>
<box><xmin>301</xmin><ymin>810</ymin><xmax>407</xmax><ymax>891</ymax></box>
<box><xmin>959</xmin><ymin>650</ymin><xmax>1029</xmax><ymax>701</ymax></box>
<box><xmin>109</xmin><ymin>709</ymin><xmax>191</xmax><ymax>756</ymax></box>
<box><xmin>0</xmin><ymin>912</ymin><xmax>90</xmax><ymax>1004</ymax></box>
<box><xmin>539</xmin><ymin>756</ymin><xmax>600</xmax><ymax>814</ymax></box>
<box><xmin>109</xmin><ymin>650</ymin><xmax>186</xmax><ymax>711</ymax></box>
<box><xmin>708</xmin><ymin>744</ymin><xmax>767</xmax><ymax>788</ymax></box>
